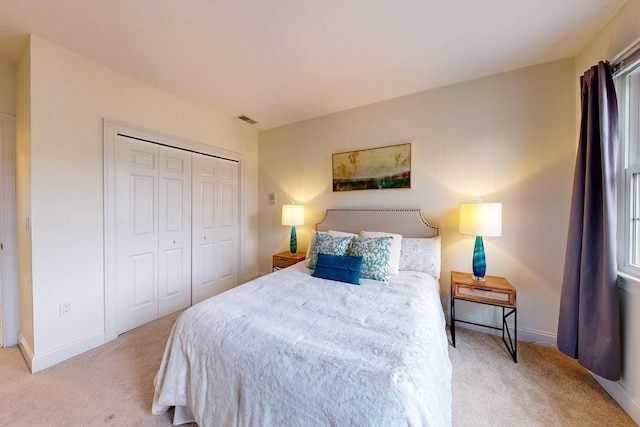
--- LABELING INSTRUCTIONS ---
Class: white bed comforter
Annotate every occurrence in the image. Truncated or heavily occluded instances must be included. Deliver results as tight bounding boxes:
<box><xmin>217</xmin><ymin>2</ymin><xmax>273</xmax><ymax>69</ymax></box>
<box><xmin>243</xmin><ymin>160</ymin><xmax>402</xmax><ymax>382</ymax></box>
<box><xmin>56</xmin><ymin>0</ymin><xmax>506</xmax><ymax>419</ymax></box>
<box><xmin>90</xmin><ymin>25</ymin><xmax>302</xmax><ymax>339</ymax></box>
<box><xmin>152</xmin><ymin>263</ymin><xmax>452</xmax><ymax>427</ymax></box>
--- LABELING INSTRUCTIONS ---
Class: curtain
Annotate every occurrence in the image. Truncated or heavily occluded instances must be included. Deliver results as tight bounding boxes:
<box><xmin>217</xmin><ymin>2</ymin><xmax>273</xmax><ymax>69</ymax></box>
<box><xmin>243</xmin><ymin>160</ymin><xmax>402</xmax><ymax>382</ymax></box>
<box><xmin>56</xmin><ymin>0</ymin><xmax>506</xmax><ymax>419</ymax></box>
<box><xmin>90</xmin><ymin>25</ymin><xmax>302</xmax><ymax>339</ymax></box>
<box><xmin>557</xmin><ymin>61</ymin><xmax>620</xmax><ymax>381</ymax></box>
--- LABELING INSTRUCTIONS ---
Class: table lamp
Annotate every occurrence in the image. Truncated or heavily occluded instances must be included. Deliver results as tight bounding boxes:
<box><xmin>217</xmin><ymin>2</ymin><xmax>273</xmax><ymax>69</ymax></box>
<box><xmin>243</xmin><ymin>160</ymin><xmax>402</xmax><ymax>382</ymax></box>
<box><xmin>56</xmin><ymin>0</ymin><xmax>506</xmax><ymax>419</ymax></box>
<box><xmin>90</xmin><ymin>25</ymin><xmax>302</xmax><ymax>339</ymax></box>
<box><xmin>282</xmin><ymin>204</ymin><xmax>304</xmax><ymax>254</ymax></box>
<box><xmin>459</xmin><ymin>202</ymin><xmax>502</xmax><ymax>280</ymax></box>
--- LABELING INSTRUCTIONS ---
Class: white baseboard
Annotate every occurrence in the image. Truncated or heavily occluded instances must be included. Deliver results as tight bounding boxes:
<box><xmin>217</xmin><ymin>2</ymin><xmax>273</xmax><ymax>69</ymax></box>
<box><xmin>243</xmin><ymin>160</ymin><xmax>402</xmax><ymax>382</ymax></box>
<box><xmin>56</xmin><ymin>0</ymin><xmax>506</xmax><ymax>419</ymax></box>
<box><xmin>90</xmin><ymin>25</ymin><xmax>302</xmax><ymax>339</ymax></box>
<box><xmin>23</xmin><ymin>331</ymin><xmax>105</xmax><ymax>373</ymax></box>
<box><xmin>592</xmin><ymin>374</ymin><xmax>640</xmax><ymax>425</ymax></box>
<box><xmin>445</xmin><ymin>313</ymin><xmax>557</xmax><ymax>347</ymax></box>
<box><xmin>18</xmin><ymin>332</ymin><xmax>34</xmax><ymax>372</ymax></box>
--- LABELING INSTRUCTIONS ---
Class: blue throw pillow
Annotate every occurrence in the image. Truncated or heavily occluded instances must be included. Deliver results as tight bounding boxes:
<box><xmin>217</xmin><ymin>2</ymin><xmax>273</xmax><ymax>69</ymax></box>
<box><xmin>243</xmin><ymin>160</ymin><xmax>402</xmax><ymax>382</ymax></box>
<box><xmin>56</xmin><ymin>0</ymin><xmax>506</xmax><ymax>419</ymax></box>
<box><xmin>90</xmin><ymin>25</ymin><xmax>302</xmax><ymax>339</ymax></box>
<box><xmin>312</xmin><ymin>253</ymin><xmax>363</xmax><ymax>285</ymax></box>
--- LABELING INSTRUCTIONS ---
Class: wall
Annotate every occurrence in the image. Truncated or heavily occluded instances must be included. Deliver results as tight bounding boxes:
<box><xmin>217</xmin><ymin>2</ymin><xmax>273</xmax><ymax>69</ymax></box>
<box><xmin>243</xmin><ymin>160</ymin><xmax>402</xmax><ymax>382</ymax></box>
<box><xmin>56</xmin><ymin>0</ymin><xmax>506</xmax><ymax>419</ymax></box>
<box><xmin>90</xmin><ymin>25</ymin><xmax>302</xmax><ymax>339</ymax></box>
<box><xmin>575</xmin><ymin>0</ymin><xmax>640</xmax><ymax>423</ymax></box>
<box><xmin>0</xmin><ymin>59</ymin><xmax>16</xmax><ymax>115</ymax></box>
<box><xmin>16</xmin><ymin>44</ymin><xmax>33</xmax><ymax>359</ymax></box>
<box><xmin>1</xmin><ymin>58</ymin><xmax>19</xmax><ymax>347</ymax></box>
<box><xmin>259</xmin><ymin>57</ymin><xmax>576</xmax><ymax>346</ymax></box>
<box><xmin>16</xmin><ymin>36</ymin><xmax>260</xmax><ymax>371</ymax></box>
<box><xmin>576</xmin><ymin>0</ymin><xmax>639</xmax><ymax>75</ymax></box>
<box><xmin>0</xmin><ymin>113</ymin><xmax>18</xmax><ymax>348</ymax></box>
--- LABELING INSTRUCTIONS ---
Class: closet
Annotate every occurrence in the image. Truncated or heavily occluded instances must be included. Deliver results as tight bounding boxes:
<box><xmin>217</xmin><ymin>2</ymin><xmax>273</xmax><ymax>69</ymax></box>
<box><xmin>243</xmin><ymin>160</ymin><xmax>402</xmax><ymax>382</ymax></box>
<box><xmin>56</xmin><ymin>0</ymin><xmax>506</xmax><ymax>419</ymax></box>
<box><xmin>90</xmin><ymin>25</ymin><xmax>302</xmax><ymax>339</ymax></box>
<box><xmin>114</xmin><ymin>134</ymin><xmax>238</xmax><ymax>334</ymax></box>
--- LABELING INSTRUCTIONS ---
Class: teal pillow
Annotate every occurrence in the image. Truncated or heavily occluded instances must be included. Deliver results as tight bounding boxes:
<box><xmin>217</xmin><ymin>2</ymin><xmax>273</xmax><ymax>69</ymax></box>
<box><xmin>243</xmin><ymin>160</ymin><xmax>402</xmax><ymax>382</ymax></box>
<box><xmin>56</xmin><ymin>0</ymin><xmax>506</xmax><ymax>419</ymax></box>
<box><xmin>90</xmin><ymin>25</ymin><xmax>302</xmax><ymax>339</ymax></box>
<box><xmin>307</xmin><ymin>233</ymin><xmax>353</xmax><ymax>269</ymax></box>
<box><xmin>350</xmin><ymin>236</ymin><xmax>393</xmax><ymax>282</ymax></box>
<box><xmin>312</xmin><ymin>254</ymin><xmax>363</xmax><ymax>285</ymax></box>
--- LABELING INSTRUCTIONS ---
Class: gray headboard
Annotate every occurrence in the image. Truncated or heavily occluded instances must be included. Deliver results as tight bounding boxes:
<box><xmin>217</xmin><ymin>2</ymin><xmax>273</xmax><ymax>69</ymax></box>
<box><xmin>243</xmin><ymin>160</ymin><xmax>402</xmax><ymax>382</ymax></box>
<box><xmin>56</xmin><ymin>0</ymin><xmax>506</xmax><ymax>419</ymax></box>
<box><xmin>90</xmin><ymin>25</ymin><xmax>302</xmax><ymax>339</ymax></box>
<box><xmin>316</xmin><ymin>209</ymin><xmax>438</xmax><ymax>238</ymax></box>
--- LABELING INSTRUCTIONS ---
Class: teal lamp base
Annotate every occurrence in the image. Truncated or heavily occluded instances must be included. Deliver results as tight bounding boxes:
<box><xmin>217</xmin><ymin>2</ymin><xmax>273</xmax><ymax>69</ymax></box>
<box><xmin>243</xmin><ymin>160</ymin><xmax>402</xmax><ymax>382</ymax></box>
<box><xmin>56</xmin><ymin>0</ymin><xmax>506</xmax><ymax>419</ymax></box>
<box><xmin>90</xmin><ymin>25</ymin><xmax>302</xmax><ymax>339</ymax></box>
<box><xmin>472</xmin><ymin>235</ymin><xmax>487</xmax><ymax>280</ymax></box>
<box><xmin>289</xmin><ymin>226</ymin><xmax>297</xmax><ymax>254</ymax></box>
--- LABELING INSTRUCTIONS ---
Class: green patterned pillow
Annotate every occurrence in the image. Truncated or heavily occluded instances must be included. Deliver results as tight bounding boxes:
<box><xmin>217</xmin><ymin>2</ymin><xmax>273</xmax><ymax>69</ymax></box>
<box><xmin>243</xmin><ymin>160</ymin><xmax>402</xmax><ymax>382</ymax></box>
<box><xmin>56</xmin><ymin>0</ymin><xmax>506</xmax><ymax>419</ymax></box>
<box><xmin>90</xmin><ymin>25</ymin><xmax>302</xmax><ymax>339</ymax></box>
<box><xmin>350</xmin><ymin>236</ymin><xmax>393</xmax><ymax>282</ymax></box>
<box><xmin>307</xmin><ymin>233</ymin><xmax>354</xmax><ymax>269</ymax></box>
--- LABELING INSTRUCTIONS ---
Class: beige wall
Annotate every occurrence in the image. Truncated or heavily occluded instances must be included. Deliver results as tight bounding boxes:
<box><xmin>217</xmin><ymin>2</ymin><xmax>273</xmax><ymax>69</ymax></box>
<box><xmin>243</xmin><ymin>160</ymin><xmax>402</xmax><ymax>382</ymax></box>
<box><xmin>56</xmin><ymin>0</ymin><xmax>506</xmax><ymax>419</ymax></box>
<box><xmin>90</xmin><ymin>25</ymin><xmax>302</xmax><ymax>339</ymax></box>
<box><xmin>576</xmin><ymin>0</ymin><xmax>640</xmax><ymax>423</ymax></box>
<box><xmin>16</xmin><ymin>43</ymin><xmax>33</xmax><ymax>359</ymax></box>
<box><xmin>576</xmin><ymin>0</ymin><xmax>639</xmax><ymax>75</ymax></box>
<box><xmin>259</xmin><ymin>58</ymin><xmax>576</xmax><ymax>345</ymax></box>
<box><xmin>0</xmin><ymin>59</ymin><xmax>16</xmax><ymax>115</ymax></box>
<box><xmin>17</xmin><ymin>36</ymin><xmax>260</xmax><ymax>371</ymax></box>
<box><xmin>1</xmin><ymin>58</ymin><xmax>19</xmax><ymax>347</ymax></box>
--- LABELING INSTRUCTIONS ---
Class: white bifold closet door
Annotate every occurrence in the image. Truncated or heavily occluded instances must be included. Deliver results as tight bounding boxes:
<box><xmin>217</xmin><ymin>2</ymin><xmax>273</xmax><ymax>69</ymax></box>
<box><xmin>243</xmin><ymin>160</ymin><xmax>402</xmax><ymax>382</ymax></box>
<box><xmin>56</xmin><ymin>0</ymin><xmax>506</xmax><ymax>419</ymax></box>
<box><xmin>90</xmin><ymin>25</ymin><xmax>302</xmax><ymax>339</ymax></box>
<box><xmin>114</xmin><ymin>135</ymin><xmax>239</xmax><ymax>335</ymax></box>
<box><xmin>115</xmin><ymin>136</ymin><xmax>192</xmax><ymax>334</ymax></box>
<box><xmin>191</xmin><ymin>153</ymin><xmax>239</xmax><ymax>305</ymax></box>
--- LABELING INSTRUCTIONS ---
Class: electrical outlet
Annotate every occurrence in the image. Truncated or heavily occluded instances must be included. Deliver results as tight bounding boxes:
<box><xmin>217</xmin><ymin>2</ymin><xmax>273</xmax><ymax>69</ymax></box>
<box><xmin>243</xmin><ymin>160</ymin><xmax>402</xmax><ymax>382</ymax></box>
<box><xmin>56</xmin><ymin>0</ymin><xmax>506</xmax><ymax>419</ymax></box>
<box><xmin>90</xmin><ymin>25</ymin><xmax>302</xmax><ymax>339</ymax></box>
<box><xmin>60</xmin><ymin>302</ymin><xmax>71</xmax><ymax>316</ymax></box>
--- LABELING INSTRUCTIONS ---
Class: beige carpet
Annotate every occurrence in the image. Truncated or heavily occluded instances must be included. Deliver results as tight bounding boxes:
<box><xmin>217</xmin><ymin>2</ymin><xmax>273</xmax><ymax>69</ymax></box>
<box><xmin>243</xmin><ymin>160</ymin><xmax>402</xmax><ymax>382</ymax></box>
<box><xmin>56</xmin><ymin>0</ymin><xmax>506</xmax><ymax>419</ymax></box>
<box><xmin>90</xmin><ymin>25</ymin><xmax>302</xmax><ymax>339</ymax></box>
<box><xmin>448</xmin><ymin>329</ymin><xmax>636</xmax><ymax>426</ymax></box>
<box><xmin>0</xmin><ymin>312</ymin><xmax>635</xmax><ymax>427</ymax></box>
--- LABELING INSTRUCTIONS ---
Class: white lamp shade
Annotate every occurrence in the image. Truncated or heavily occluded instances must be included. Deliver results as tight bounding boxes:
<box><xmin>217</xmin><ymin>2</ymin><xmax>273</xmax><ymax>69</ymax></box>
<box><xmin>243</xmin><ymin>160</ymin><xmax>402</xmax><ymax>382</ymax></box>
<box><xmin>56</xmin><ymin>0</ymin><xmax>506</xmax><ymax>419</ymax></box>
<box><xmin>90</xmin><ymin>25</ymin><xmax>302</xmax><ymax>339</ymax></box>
<box><xmin>459</xmin><ymin>202</ymin><xmax>502</xmax><ymax>237</ymax></box>
<box><xmin>282</xmin><ymin>204</ymin><xmax>305</xmax><ymax>226</ymax></box>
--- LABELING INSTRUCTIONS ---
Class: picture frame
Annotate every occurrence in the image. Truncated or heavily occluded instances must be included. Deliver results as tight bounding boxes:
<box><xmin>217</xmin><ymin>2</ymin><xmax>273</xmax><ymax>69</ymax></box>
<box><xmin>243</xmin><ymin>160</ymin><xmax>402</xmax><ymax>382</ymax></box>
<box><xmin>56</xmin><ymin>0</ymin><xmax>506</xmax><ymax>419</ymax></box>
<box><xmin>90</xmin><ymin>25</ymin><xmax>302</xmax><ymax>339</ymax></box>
<box><xmin>332</xmin><ymin>143</ymin><xmax>411</xmax><ymax>192</ymax></box>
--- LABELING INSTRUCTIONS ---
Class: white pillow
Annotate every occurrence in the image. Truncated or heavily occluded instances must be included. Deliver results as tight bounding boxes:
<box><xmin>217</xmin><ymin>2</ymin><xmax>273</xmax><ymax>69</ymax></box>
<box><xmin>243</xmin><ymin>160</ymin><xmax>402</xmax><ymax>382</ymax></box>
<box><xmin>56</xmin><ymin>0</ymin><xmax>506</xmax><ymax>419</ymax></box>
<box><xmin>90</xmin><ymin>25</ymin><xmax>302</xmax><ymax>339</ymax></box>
<box><xmin>328</xmin><ymin>230</ymin><xmax>358</xmax><ymax>237</ymax></box>
<box><xmin>360</xmin><ymin>231</ymin><xmax>402</xmax><ymax>276</ymax></box>
<box><xmin>305</xmin><ymin>230</ymin><xmax>326</xmax><ymax>259</ymax></box>
<box><xmin>399</xmin><ymin>236</ymin><xmax>441</xmax><ymax>279</ymax></box>
<box><xmin>306</xmin><ymin>230</ymin><xmax>357</xmax><ymax>259</ymax></box>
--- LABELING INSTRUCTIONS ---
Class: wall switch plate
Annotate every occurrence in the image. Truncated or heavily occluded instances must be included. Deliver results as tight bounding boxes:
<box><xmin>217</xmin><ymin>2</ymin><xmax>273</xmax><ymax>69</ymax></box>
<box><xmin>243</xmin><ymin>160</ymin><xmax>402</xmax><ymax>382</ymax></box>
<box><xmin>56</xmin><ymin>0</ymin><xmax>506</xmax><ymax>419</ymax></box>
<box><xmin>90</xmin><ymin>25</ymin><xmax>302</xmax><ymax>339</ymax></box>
<box><xmin>268</xmin><ymin>192</ymin><xmax>277</xmax><ymax>206</ymax></box>
<box><xmin>60</xmin><ymin>302</ymin><xmax>71</xmax><ymax>316</ymax></box>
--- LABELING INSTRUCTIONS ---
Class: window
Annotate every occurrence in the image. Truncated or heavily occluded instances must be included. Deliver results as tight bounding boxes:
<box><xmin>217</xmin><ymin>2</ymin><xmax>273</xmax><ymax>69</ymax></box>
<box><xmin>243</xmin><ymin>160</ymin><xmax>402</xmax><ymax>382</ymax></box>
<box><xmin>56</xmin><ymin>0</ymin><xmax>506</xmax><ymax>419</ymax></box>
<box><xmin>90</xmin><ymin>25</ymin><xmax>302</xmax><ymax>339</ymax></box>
<box><xmin>614</xmin><ymin>45</ymin><xmax>640</xmax><ymax>277</ymax></box>
<box><xmin>631</xmin><ymin>166</ymin><xmax>640</xmax><ymax>267</ymax></box>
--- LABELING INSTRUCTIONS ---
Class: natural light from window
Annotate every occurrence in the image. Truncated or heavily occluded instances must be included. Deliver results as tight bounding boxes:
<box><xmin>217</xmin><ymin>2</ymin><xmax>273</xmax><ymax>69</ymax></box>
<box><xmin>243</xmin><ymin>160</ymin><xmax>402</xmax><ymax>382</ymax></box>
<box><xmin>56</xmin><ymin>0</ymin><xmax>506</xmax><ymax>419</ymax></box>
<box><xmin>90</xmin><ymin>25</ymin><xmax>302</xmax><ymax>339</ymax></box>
<box><xmin>616</xmin><ymin>61</ymin><xmax>640</xmax><ymax>277</ymax></box>
<box><xmin>632</xmin><ymin>169</ymin><xmax>640</xmax><ymax>268</ymax></box>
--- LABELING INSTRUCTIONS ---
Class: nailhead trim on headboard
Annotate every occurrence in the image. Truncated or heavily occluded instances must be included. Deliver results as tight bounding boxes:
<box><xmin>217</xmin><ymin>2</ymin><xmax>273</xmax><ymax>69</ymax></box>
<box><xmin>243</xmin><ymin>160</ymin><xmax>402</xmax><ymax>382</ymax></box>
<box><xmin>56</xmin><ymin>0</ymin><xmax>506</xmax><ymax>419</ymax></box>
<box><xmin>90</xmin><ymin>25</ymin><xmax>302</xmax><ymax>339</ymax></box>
<box><xmin>316</xmin><ymin>208</ymin><xmax>439</xmax><ymax>237</ymax></box>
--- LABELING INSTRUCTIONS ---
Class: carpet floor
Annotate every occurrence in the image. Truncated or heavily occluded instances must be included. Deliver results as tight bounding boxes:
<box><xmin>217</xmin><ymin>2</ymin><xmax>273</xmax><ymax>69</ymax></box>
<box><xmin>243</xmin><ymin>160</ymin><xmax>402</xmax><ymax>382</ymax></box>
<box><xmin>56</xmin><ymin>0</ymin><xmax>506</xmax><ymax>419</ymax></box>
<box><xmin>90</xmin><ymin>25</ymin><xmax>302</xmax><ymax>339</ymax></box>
<box><xmin>0</xmin><ymin>310</ymin><xmax>635</xmax><ymax>426</ymax></box>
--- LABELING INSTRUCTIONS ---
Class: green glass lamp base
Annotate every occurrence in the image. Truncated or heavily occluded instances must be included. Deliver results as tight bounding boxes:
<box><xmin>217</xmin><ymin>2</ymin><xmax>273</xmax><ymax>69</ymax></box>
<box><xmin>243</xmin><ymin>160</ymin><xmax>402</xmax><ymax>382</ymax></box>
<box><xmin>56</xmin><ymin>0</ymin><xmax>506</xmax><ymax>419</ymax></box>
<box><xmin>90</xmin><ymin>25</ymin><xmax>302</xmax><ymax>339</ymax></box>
<box><xmin>289</xmin><ymin>226</ymin><xmax>297</xmax><ymax>254</ymax></box>
<box><xmin>472</xmin><ymin>235</ymin><xmax>487</xmax><ymax>280</ymax></box>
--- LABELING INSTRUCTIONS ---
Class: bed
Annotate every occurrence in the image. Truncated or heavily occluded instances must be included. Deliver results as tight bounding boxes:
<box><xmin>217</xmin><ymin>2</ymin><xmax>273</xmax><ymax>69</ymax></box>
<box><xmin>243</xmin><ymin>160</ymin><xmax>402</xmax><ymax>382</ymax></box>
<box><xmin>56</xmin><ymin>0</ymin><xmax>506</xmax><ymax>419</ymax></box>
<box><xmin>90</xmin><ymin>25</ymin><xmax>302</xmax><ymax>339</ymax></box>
<box><xmin>152</xmin><ymin>209</ymin><xmax>452</xmax><ymax>426</ymax></box>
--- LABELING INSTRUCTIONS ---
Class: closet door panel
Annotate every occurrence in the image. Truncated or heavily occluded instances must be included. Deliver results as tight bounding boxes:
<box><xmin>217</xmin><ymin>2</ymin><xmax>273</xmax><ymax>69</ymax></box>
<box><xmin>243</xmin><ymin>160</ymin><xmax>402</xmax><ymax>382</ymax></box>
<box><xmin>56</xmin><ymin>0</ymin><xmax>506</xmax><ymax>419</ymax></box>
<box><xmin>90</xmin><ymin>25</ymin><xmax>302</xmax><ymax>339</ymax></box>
<box><xmin>131</xmin><ymin>253</ymin><xmax>155</xmax><ymax>306</ymax></box>
<box><xmin>115</xmin><ymin>136</ymin><xmax>159</xmax><ymax>334</ymax></box>
<box><xmin>201</xmin><ymin>181</ymin><xmax>215</xmax><ymax>229</ymax></box>
<box><xmin>215</xmin><ymin>160</ymin><xmax>239</xmax><ymax>293</ymax></box>
<box><xmin>161</xmin><ymin>248</ymin><xmax>185</xmax><ymax>296</ymax></box>
<box><xmin>158</xmin><ymin>147</ymin><xmax>192</xmax><ymax>317</ymax></box>
<box><xmin>131</xmin><ymin>175</ymin><xmax>155</xmax><ymax>236</ymax></box>
<box><xmin>201</xmin><ymin>242</ymin><xmax>216</xmax><ymax>284</ymax></box>
<box><xmin>191</xmin><ymin>154</ymin><xmax>219</xmax><ymax>304</ymax></box>
<box><xmin>198</xmin><ymin>180</ymin><xmax>217</xmax><ymax>287</ymax></box>
<box><xmin>217</xmin><ymin>240</ymin><xmax>235</xmax><ymax>282</ymax></box>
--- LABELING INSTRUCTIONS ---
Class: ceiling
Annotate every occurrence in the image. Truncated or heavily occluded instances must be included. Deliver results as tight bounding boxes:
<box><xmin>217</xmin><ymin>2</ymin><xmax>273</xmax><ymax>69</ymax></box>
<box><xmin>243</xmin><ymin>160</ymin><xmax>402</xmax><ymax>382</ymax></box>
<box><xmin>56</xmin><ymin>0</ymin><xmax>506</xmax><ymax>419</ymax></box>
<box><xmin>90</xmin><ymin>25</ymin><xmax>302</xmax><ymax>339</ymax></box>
<box><xmin>0</xmin><ymin>0</ymin><xmax>627</xmax><ymax>130</ymax></box>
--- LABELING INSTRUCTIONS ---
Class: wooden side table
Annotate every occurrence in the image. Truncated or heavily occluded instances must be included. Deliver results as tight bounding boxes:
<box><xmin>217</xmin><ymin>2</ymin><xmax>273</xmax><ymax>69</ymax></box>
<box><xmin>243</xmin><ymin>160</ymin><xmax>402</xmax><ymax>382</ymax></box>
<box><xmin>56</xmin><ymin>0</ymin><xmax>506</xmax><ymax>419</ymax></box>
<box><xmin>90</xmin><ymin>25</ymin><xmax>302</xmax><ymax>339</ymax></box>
<box><xmin>450</xmin><ymin>271</ymin><xmax>518</xmax><ymax>362</ymax></box>
<box><xmin>272</xmin><ymin>251</ymin><xmax>306</xmax><ymax>271</ymax></box>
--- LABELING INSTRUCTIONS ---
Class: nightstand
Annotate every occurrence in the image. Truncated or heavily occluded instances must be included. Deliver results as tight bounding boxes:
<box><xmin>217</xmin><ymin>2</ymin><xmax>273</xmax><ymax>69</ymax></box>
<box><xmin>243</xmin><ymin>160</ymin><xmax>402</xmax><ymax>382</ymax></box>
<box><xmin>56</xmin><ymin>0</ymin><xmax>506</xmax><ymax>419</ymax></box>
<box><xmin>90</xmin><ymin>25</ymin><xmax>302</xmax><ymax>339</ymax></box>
<box><xmin>272</xmin><ymin>251</ymin><xmax>306</xmax><ymax>271</ymax></box>
<box><xmin>450</xmin><ymin>271</ymin><xmax>517</xmax><ymax>362</ymax></box>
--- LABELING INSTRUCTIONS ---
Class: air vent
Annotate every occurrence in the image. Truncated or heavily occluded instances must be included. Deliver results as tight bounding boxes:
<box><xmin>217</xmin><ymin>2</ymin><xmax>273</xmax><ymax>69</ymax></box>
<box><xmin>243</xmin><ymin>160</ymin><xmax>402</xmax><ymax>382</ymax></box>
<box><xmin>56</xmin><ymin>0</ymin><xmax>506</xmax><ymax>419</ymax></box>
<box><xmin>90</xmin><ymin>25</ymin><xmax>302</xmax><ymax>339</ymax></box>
<box><xmin>237</xmin><ymin>115</ymin><xmax>258</xmax><ymax>125</ymax></box>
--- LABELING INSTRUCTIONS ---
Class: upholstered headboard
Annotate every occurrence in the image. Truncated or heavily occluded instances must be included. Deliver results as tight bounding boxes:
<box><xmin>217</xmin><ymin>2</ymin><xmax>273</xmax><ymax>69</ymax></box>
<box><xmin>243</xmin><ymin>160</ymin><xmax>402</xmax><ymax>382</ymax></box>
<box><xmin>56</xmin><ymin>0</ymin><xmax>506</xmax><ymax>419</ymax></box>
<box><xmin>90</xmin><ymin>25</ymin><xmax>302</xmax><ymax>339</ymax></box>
<box><xmin>316</xmin><ymin>209</ymin><xmax>438</xmax><ymax>238</ymax></box>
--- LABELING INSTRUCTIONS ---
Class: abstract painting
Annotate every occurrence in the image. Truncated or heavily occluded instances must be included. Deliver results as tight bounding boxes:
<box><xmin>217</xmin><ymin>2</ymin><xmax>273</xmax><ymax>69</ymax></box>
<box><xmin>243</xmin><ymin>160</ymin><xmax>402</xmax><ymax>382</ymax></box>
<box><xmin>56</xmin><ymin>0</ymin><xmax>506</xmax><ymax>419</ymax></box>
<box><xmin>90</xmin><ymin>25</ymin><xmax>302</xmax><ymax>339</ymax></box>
<box><xmin>332</xmin><ymin>143</ymin><xmax>411</xmax><ymax>191</ymax></box>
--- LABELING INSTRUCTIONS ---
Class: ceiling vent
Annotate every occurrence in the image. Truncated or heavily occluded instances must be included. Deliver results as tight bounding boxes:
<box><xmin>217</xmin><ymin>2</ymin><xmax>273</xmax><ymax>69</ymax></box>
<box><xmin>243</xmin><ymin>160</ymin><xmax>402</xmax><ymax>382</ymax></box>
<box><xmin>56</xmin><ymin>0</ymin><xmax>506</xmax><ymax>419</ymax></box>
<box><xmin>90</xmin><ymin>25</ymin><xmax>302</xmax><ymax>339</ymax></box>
<box><xmin>237</xmin><ymin>115</ymin><xmax>258</xmax><ymax>125</ymax></box>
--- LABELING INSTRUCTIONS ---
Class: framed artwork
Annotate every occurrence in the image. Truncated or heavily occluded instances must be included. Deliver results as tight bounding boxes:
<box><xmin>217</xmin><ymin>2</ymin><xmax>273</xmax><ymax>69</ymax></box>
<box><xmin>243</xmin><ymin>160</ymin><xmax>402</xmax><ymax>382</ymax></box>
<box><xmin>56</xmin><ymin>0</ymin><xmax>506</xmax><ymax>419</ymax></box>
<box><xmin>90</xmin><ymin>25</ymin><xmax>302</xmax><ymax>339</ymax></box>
<box><xmin>332</xmin><ymin>143</ymin><xmax>411</xmax><ymax>192</ymax></box>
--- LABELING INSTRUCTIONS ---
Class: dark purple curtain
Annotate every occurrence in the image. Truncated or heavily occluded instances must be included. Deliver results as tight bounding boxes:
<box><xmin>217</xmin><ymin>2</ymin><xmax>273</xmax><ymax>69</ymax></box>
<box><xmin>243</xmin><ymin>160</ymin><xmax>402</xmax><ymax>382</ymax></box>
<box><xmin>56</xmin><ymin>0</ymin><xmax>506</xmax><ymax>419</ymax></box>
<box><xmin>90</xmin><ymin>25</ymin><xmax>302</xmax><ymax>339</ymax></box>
<box><xmin>557</xmin><ymin>61</ymin><xmax>620</xmax><ymax>380</ymax></box>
